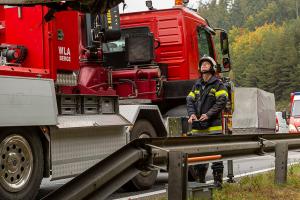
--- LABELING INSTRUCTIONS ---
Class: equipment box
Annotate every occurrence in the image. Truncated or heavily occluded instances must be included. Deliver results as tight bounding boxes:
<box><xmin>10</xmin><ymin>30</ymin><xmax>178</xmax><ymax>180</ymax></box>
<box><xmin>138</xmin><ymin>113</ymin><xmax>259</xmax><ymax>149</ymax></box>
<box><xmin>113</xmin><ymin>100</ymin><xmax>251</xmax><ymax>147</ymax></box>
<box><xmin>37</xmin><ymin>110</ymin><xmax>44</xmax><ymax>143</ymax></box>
<box><xmin>187</xmin><ymin>182</ymin><xmax>215</xmax><ymax>200</ymax></box>
<box><xmin>100</xmin><ymin>97</ymin><xmax>117</xmax><ymax>114</ymax></box>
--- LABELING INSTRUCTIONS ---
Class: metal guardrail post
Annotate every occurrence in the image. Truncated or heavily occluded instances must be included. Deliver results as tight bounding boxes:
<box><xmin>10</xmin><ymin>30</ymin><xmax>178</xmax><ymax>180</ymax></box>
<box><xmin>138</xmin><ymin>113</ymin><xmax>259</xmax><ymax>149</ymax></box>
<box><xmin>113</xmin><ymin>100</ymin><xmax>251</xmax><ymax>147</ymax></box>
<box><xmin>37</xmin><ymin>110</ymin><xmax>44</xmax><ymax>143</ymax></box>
<box><xmin>227</xmin><ymin>160</ymin><xmax>235</xmax><ymax>183</ymax></box>
<box><xmin>168</xmin><ymin>151</ymin><xmax>188</xmax><ymax>200</ymax></box>
<box><xmin>275</xmin><ymin>142</ymin><xmax>288</xmax><ymax>185</ymax></box>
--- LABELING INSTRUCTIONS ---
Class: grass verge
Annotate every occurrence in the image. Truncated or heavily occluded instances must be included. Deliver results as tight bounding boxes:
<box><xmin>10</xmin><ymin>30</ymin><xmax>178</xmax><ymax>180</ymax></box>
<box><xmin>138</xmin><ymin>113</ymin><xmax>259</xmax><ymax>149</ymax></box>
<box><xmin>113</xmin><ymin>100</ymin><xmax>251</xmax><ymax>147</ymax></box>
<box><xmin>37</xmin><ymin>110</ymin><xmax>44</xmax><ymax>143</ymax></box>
<box><xmin>214</xmin><ymin>164</ymin><xmax>300</xmax><ymax>200</ymax></box>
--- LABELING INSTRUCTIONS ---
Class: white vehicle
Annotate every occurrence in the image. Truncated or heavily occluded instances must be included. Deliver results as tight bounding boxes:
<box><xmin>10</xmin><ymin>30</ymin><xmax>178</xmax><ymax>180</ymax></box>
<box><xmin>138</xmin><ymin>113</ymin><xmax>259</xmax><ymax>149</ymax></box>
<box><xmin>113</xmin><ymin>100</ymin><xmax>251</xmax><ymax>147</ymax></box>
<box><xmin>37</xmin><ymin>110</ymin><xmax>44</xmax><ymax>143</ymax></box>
<box><xmin>276</xmin><ymin>112</ymin><xmax>289</xmax><ymax>133</ymax></box>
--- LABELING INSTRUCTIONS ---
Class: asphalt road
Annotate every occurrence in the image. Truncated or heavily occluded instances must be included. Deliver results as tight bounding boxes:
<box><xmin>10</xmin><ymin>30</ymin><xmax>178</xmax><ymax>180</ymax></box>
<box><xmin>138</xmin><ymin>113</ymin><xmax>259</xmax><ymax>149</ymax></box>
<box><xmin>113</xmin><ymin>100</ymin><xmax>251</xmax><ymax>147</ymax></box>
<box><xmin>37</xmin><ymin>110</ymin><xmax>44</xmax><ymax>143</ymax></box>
<box><xmin>36</xmin><ymin>150</ymin><xmax>300</xmax><ymax>200</ymax></box>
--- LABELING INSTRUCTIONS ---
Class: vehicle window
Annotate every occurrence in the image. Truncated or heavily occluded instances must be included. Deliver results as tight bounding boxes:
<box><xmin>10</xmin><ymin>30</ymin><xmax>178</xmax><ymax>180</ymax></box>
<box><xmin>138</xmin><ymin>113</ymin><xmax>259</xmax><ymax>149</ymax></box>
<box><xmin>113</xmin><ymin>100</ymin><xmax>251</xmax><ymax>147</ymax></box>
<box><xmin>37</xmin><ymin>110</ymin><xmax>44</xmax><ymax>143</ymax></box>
<box><xmin>197</xmin><ymin>28</ymin><xmax>214</xmax><ymax>58</ymax></box>
<box><xmin>103</xmin><ymin>27</ymin><xmax>150</xmax><ymax>53</ymax></box>
<box><xmin>103</xmin><ymin>39</ymin><xmax>125</xmax><ymax>53</ymax></box>
<box><xmin>292</xmin><ymin>100</ymin><xmax>300</xmax><ymax>116</ymax></box>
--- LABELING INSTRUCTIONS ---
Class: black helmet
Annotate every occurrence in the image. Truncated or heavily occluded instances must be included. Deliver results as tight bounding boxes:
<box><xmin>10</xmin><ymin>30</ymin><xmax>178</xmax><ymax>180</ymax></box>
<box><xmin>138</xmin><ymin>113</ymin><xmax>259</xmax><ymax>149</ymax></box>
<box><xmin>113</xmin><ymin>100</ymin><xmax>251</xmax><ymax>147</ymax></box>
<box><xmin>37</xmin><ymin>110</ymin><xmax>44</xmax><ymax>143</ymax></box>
<box><xmin>198</xmin><ymin>55</ymin><xmax>217</xmax><ymax>74</ymax></box>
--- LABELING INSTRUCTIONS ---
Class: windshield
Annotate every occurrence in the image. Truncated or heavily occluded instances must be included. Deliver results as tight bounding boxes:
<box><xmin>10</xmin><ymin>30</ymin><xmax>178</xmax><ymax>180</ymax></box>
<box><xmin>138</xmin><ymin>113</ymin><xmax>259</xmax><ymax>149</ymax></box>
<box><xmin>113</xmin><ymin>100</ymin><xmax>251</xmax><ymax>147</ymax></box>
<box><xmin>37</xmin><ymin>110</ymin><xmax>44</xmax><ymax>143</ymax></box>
<box><xmin>292</xmin><ymin>100</ymin><xmax>300</xmax><ymax>117</ymax></box>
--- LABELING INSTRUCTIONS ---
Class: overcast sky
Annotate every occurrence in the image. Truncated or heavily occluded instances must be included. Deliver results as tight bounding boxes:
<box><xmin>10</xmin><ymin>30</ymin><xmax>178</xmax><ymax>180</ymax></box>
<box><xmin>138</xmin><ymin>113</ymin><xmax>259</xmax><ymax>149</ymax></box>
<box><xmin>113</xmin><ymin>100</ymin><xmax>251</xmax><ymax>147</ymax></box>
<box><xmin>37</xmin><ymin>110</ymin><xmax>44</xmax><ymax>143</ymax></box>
<box><xmin>119</xmin><ymin>0</ymin><xmax>201</xmax><ymax>13</ymax></box>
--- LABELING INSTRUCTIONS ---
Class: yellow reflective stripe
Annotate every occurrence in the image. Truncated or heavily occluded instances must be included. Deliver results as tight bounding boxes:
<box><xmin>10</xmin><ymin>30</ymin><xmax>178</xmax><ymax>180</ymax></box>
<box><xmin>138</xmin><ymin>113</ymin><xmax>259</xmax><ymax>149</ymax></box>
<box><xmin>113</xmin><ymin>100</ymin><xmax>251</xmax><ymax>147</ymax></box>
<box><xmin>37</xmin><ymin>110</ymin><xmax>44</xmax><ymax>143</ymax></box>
<box><xmin>210</xmin><ymin>88</ymin><xmax>216</xmax><ymax>93</ymax></box>
<box><xmin>188</xmin><ymin>92</ymin><xmax>195</xmax><ymax>98</ymax></box>
<box><xmin>191</xmin><ymin>126</ymin><xmax>222</xmax><ymax>133</ymax></box>
<box><xmin>216</xmin><ymin>90</ymin><xmax>228</xmax><ymax>98</ymax></box>
<box><xmin>194</xmin><ymin>90</ymin><xmax>200</xmax><ymax>94</ymax></box>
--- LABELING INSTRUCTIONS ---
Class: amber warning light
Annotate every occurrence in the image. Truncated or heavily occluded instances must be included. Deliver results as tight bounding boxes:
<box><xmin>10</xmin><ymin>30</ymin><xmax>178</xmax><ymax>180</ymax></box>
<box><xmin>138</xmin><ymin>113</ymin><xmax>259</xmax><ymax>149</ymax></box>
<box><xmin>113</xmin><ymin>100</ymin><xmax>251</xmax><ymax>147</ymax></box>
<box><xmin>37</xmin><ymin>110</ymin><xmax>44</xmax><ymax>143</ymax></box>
<box><xmin>175</xmin><ymin>0</ymin><xmax>183</xmax><ymax>5</ymax></box>
<box><xmin>175</xmin><ymin>0</ymin><xmax>189</xmax><ymax>6</ymax></box>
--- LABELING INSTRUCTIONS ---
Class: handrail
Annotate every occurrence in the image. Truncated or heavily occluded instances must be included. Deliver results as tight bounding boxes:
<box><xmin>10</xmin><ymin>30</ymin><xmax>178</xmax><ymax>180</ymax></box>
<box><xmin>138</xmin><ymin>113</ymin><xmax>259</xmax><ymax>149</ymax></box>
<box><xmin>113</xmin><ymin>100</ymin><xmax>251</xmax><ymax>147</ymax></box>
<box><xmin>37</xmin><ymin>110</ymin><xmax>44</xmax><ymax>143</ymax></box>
<box><xmin>188</xmin><ymin>155</ymin><xmax>222</xmax><ymax>163</ymax></box>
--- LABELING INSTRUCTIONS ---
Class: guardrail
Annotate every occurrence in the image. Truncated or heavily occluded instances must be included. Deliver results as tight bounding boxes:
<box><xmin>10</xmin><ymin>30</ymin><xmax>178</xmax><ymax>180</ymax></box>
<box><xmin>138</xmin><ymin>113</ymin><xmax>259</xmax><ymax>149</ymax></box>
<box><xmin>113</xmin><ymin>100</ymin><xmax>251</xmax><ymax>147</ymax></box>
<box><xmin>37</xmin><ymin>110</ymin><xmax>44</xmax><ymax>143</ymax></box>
<box><xmin>42</xmin><ymin>134</ymin><xmax>300</xmax><ymax>200</ymax></box>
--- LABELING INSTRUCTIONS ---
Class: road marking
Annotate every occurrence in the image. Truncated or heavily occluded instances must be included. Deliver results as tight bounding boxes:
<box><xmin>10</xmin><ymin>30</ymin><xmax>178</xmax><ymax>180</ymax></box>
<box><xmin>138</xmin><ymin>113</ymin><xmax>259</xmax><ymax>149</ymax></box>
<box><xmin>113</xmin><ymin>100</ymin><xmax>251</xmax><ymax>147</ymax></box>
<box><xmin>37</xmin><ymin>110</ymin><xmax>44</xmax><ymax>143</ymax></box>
<box><xmin>113</xmin><ymin>189</ymin><xmax>166</xmax><ymax>200</ymax></box>
<box><xmin>225</xmin><ymin>161</ymin><xmax>299</xmax><ymax>180</ymax></box>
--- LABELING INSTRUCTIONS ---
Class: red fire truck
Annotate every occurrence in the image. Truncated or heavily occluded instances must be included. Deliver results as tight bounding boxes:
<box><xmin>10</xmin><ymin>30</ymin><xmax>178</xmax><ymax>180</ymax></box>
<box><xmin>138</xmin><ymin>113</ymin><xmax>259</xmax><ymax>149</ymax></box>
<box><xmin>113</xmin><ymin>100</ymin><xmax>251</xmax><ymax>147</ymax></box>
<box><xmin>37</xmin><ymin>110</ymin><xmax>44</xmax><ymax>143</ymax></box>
<box><xmin>287</xmin><ymin>92</ymin><xmax>300</xmax><ymax>133</ymax></box>
<box><xmin>0</xmin><ymin>1</ymin><xmax>231</xmax><ymax>199</ymax></box>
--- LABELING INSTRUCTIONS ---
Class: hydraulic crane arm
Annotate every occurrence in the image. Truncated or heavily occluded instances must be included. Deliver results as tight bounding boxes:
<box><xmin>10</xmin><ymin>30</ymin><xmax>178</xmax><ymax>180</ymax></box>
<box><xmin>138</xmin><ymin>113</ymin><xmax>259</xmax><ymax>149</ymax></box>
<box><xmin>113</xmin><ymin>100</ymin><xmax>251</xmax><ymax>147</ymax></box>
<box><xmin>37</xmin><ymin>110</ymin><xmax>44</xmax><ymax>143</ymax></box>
<box><xmin>0</xmin><ymin>0</ymin><xmax>123</xmax><ymax>13</ymax></box>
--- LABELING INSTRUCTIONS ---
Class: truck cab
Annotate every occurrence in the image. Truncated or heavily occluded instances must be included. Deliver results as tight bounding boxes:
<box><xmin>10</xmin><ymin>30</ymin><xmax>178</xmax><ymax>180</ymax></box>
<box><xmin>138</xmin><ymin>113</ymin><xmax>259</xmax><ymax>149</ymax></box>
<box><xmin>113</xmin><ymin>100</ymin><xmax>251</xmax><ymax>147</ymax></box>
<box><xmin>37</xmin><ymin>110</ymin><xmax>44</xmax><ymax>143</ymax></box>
<box><xmin>288</xmin><ymin>92</ymin><xmax>300</xmax><ymax>133</ymax></box>
<box><xmin>120</xmin><ymin>7</ymin><xmax>216</xmax><ymax>81</ymax></box>
<box><xmin>276</xmin><ymin>111</ymin><xmax>288</xmax><ymax>133</ymax></box>
<box><xmin>104</xmin><ymin>7</ymin><xmax>231</xmax><ymax>113</ymax></box>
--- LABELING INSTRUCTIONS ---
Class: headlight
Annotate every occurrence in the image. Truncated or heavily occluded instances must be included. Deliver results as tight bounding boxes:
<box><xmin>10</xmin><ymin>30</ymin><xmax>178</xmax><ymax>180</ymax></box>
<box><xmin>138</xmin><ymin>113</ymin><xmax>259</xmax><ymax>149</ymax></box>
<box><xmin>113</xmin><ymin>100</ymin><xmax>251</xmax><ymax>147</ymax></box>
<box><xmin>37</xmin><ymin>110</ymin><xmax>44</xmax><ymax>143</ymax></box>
<box><xmin>289</xmin><ymin>124</ymin><xmax>298</xmax><ymax>133</ymax></box>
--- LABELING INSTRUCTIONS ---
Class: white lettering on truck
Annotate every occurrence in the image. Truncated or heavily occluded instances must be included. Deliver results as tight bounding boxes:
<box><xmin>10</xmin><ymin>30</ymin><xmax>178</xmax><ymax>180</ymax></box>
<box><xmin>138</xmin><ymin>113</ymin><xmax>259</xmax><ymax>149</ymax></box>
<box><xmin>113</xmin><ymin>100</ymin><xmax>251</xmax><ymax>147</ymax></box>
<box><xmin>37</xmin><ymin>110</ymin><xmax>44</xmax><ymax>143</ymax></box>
<box><xmin>58</xmin><ymin>46</ymin><xmax>71</xmax><ymax>62</ymax></box>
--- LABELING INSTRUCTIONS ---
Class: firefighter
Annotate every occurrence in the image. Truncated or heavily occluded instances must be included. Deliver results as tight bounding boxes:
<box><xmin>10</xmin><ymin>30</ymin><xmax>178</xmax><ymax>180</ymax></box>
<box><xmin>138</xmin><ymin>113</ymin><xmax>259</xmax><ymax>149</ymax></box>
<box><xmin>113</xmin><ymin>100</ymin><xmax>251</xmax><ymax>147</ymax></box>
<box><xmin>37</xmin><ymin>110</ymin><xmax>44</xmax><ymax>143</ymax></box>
<box><xmin>186</xmin><ymin>56</ymin><xmax>228</xmax><ymax>187</ymax></box>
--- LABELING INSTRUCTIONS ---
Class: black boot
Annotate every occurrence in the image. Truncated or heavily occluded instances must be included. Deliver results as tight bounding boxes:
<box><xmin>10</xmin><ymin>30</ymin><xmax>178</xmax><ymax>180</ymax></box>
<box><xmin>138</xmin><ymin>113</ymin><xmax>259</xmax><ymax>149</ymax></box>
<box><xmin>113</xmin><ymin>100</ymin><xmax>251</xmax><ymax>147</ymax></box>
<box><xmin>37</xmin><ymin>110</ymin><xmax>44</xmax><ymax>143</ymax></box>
<box><xmin>189</xmin><ymin>164</ymin><xmax>209</xmax><ymax>183</ymax></box>
<box><xmin>198</xmin><ymin>165</ymin><xmax>208</xmax><ymax>183</ymax></box>
<box><xmin>213</xmin><ymin>170</ymin><xmax>223</xmax><ymax>188</ymax></box>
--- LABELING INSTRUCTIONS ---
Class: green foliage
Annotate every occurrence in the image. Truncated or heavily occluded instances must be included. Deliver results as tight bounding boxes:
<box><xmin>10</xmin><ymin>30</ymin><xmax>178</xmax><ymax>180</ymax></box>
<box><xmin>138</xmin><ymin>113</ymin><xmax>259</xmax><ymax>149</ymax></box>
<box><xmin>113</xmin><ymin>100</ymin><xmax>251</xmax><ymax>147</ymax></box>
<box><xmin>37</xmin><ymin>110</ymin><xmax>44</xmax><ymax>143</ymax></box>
<box><xmin>199</xmin><ymin>0</ymin><xmax>300</xmax><ymax>29</ymax></box>
<box><xmin>276</xmin><ymin>99</ymin><xmax>290</xmax><ymax>111</ymax></box>
<box><xmin>231</xmin><ymin>20</ymin><xmax>300</xmax><ymax>105</ymax></box>
<box><xmin>198</xmin><ymin>0</ymin><xmax>300</xmax><ymax>109</ymax></box>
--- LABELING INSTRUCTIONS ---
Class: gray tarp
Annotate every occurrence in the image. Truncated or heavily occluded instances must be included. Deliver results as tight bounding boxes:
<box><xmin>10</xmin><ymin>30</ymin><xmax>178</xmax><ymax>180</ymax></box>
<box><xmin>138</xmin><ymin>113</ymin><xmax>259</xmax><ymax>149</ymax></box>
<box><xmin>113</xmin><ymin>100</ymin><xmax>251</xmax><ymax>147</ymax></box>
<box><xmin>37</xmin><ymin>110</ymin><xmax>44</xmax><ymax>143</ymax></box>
<box><xmin>232</xmin><ymin>87</ymin><xmax>275</xmax><ymax>133</ymax></box>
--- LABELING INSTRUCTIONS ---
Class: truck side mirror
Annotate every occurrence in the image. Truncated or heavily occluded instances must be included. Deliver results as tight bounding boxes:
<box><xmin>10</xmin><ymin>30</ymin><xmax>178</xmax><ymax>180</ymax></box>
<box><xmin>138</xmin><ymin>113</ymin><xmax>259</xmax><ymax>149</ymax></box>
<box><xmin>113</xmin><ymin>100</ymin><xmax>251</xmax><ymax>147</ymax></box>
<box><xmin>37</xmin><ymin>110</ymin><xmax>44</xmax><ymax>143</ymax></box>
<box><xmin>220</xmin><ymin>31</ymin><xmax>231</xmax><ymax>72</ymax></box>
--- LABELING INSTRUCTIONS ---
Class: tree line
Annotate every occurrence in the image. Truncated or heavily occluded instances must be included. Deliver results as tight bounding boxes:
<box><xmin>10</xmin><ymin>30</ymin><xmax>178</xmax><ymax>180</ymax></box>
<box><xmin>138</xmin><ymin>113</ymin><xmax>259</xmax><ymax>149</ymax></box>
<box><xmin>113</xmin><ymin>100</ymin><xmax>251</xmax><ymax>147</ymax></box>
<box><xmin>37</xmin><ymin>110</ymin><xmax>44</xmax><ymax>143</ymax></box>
<box><xmin>198</xmin><ymin>0</ymin><xmax>300</xmax><ymax>110</ymax></box>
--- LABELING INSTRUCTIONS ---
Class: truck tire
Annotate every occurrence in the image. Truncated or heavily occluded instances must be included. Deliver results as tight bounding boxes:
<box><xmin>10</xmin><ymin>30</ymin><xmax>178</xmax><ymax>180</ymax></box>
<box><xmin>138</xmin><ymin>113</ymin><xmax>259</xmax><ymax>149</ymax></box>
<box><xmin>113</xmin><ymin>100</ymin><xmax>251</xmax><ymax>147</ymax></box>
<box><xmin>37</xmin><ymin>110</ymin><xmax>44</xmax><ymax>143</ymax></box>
<box><xmin>123</xmin><ymin>119</ymin><xmax>158</xmax><ymax>191</ymax></box>
<box><xmin>0</xmin><ymin>127</ymin><xmax>43</xmax><ymax>200</ymax></box>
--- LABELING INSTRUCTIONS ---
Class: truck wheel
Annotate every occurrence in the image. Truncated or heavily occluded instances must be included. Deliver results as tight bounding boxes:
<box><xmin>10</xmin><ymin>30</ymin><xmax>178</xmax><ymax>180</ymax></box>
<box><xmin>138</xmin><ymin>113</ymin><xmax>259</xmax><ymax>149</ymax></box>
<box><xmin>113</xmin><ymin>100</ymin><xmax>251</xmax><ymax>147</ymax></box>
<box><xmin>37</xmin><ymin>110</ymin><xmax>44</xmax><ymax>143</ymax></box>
<box><xmin>0</xmin><ymin>128</ymin><xmax>43</xmax><ymax>200</ymax></box>
<box><xmin>124</xmin><ymin>119</ymin><xmax>158</xmax><ymax>191</ymax></box>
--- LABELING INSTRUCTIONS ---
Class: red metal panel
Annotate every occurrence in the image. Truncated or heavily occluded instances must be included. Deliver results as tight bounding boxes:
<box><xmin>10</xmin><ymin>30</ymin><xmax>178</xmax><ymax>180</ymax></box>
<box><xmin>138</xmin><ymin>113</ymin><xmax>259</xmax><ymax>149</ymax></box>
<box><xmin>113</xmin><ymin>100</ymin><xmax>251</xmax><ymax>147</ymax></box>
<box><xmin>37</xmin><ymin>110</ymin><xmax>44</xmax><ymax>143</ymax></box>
<box><xmin>0</xmin><ymin>6</ymin><xmax>5</xmax><ymax>43</ymax></box>
<box><xmin>115</xmin><ymin>82</ymin><xmax>132</xmax><ymax>97</ymax></box>
<box><xmin>53</xmin><ymin>11</ymin><xmax>80</xmax><ymax>72</ymax></box>
<box><xmin>78</xmin><ymin>63</ymin><xmax>108</xmax><ymax>89</ymax></box>
<box><xmin>156</xmin><ymin>14</ymin><xmax>186</xmax><ymax>81</ymax></box>
<box><xmin>1</xmin><ymin>6</ymin><xmax>81</xmax><ymax>79</ymax></box>
<box><xmin>136</xmin><ymin>80</ymin><xmax>157</xmax><ymax>100</ymax></box>
<box><xmin>0</xmin><ymin>67</ymin><xmax>50</xmax><ymax>78</ymax></box>
<box><xmin>183</xmin><ymin>14</ymin><xmax>200</xmax><ymax>80</ymax></box>
<box><xmin>121</xmin><ymin>9</ymin><xmax>185</xmax><ymax>81</ymax></box>
<box><xmin>5</xmin><ymin>6</ymin><xmax>46</xmax><ymax>70</ymax></box>
<box><xmin>0</xmin><ymin>6</ymin><xmax>4</xmax><ymax>20</ymax></box>
<box><xmin>1</xmin><ymin>6</ymin><xmax>56</xmax><ymax>79</ymax></box>
<box><xmin>77</xmin><ymin>62</ymin><xmax>116</xmax><ymax>96</ymax></box>
<box><xmin>120</xmin><ymin>7</ymin><xmax>210</xmax><ymax>82</ymax></box>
